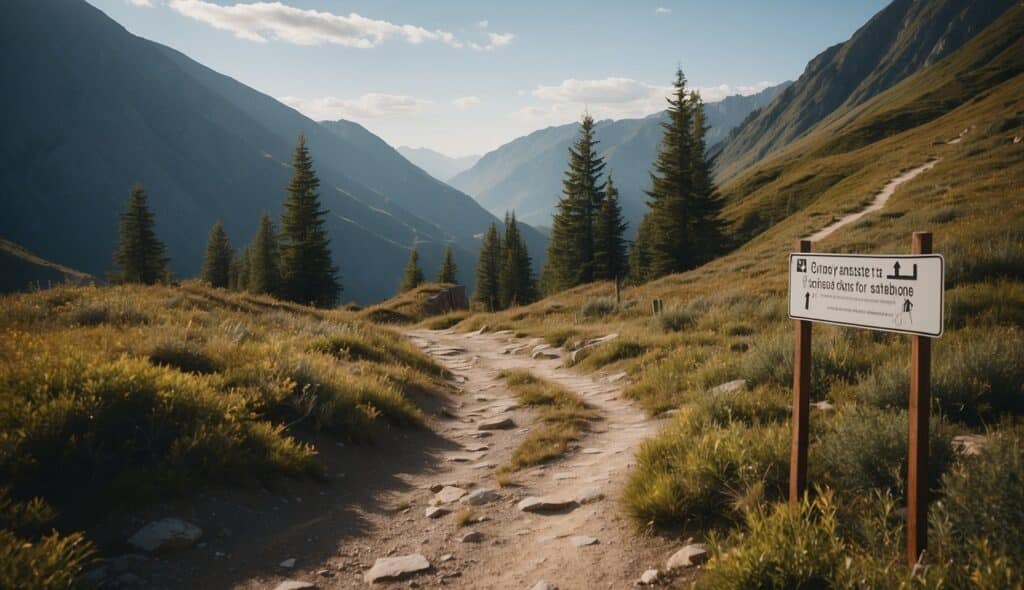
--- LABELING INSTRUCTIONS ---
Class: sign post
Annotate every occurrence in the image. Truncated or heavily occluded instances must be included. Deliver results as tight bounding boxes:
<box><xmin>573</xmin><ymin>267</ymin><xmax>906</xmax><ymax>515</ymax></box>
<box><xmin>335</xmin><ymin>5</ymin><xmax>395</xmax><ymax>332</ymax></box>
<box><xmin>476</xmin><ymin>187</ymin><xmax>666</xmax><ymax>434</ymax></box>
<box><xmin>787</xmin><ymin>232</ymin><xmax>942</xmax><ymax>568</ymax></box>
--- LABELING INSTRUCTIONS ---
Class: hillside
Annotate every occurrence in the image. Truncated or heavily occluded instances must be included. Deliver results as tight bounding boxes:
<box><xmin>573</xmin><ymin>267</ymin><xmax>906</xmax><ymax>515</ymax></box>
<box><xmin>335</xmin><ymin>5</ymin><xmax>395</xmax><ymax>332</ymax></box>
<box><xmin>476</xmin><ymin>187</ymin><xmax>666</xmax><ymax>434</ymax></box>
<box><xmin>0</xmin><ymin>0</ymin><xmax>542</xmax><ymax>303</ymax></box>
<box><xmin>0</xmin><ymin>238</ymin><xmax>93</xmax><ymax>292</ymax></box>
<box><xmin>397</xmin><ymin>146</ymin><xmax>480</xmax><ymax>182</ymax></box>
<box><xmin>448</xmin><ymin>83</ymin><xmax>789</xmax><ymax>230</ymax></box>
<box><xmin>711</xmin><ymin>0</ymin><xmax>1015</xmax><ymax>182</ymax></box>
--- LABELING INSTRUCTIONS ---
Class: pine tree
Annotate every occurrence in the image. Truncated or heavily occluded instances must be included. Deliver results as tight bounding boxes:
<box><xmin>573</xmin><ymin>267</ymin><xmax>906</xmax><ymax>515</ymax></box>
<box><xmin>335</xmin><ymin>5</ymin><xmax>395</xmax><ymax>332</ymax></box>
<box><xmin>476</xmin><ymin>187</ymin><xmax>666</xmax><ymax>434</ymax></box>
<box><xmin>687</xmin><ymin>90</ymin><xmax>727</xmax><ymax>257</ymax></box>
<box><xmin>248</xmin><ymin>212</ymin><xmax>281</xmax><ymax>296</ymax></box>
<box><xmin>201</xmin><ymin>221</ymin><xmax>232</xmax><ymax>288</ymax></box>
<box><xmin>629</xmin><ymin>215</ymin><xmax>654</xmax><ymax>283</ymax></box>
<box><xmin>498</xmin><ymin>212</ymin><xmax>536</xmax><ymax>308</ymax></box>
<box><xmin>437</xmin><ymin>245</ymin><xmax>458</xmax><ymax>284</ymax></box>
<box><xmin>593</xmin><ymin>174</ymin><xmax>629</xmax><ymax>282</ymax></box>
<box><xmin>112</xmin><ymin>184</ymin><xmax>169</xmax><ymax>285</ymax></box>
<box><xmin>278</xmin><ymin>134</ymin><xmax>341</xmax><ymax>307</ymax></box>
<box><xmin>474</xmin><ymin>222</ymin><xmax>502</xmax><ymax>311</ymax></box>
<box><xmin>541</xmin><ymin>113</ymin><xmax>606</xmax><ymax>293</ymax></box>
<box><xmin>400</xmin><ymin>248</ymin><xmax>425</xmax><ymax>293</ymax></box>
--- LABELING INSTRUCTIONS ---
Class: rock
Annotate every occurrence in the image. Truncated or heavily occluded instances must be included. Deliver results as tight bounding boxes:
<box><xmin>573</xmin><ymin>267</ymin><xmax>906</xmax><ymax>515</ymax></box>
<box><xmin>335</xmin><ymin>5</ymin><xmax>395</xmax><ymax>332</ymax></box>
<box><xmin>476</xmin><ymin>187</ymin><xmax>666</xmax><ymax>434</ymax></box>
<box><xmin>532</xmin><ymin>350</ymin><xmax>560</xmax><ymax>360</ymax></box>
<box><xmin>127</xmin><ymin>518</ymin><xmax>202</xmax><ymax>553</ymax></box>
<box><xmin>569</xmin><ymin>535</ymin><xmax>598</xmax><ymax>547</ymax></box>
<box><xmin>575</xmin><ymin>488</ymin><xmax>605</xmax><ymax>504</ymax></box>
<box><xmin>363</xmin><ymin>554</ymin><xmax>431</xmax><ymax>584</ymax></box>
<box><xmin>952</xmin><ymin>434</ymin><xmax>988</xmax><ymax>456</ymax></box>
<box><xmin>459</xmin><ymin>531</ymin><xmax>484</xmax><ymax>543</ymax></box>
<box><xmin>709</xmin><ymin>379</ymin><xmax>747</xmax><ymax>395</ymax></box>
<box><xmin>425</xmin><ymin>506</ymin><xmax>450</xmax><ymax>519</ymax></box>
<box><xmin>478</xmin><ymin>417</ymin><xmax>515</xmax><ymax>430</ymax></box>
<box><xmin>464</xmin><ymin>444</ymin><xmax>489</xmax><ymax>452</ymax></box>
<box><xmin>463</xmin><ymin>488</ymin><xmax>501</xmax><ymax>506</ymax></box>
<box><xmin>812</xmin><ymin>400</ymin><xmax>835</xmax><ymax>412</ymax></box>
<box><xmin>665</xmin><ymin>543</ymin><xmax>709</xmax><ymax>570</ymax></box>
<box><xmin>517</xmin><ymin>496</ymin><xmax>578</xmax><ymax>513</ymax></box>
<box><xmin>273</xmin><ymin>582</ymin><xmax>316</xmax><ymax>590</ymax></box>
<box><xmin>606</xmin><ymin>371</ymin><xmax>628</xmax><ymax>383</ymax></box>
<box><xmin>316</xmin><ymin>569</ymin><xmax>334</xmax><ymax>577</ymax></box>
<box><xmin>639</xmin><ymin>569</ymin><xmax>659</xmax><ymax>585</ymax></box>
<box><xmin>581</xmin><ymin>448</ymin><xmax>603</xmax><ymax>455</ymax></box>
<box><xmin>279</xmin><ymin>558</ymin><xmax>297</xmax><ymax>569</ymax></box>
<box><xmin>434</xmin><ymin>486</ymin><xmax>467</xmax><ymax>504</ymax></box>
<box><xmin>445</xmin><ymin>454</ymin><xmax>477</xmax><ymax>463</ymax></box>
<box><xmin>439</xmin><ymin>554</ymin><xmax>453</xmax><ymax>562</ymax></box>
<box><xmin>531</xmin><ymin>581</ymin><xmax>558</xmax><ymax>590</ymax></box>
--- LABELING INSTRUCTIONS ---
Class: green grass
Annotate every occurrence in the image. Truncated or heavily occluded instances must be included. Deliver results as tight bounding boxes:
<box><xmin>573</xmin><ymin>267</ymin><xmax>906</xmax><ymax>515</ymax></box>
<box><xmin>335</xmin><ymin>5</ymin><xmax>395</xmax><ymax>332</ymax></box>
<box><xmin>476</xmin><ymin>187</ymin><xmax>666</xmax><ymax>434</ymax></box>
<box><xmin>0</xmin><ymin>282</ymin><xmax>448</xmax><ymax>587</ymax></box>
<box><xmin>495</xmin><ymin>369</ymin><xmax>597</xmax><ymax>473</ymax></box>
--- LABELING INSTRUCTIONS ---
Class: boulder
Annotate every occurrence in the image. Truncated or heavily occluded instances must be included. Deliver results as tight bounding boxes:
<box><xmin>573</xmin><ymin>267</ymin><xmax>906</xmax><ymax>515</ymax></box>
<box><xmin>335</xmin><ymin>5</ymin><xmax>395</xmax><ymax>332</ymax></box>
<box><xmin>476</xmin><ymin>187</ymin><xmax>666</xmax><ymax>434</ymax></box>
<box><xmin>434</xmin><ymin>486</ymin><xmax>467</xmax><ymax>504</ymax></box>
<box><xmin>517</xmin><ymin>496</ymin><xmax>578</xmax><ymax>513</ymax></box>
<box><xmin>127</xmin><ymin>518</ymin><xmax>202</xmax><ymax>553</ymax></box>
<box><xmin>464</xmin><ymin>488</ymin><xmax>501</xmax><ymax>506</ymax></box>
<box><xmin>665</xmin><ymin>543</ymin><xmax>709</xmax><ymax>571</ymax></box>
<box><xmin>709</xmin><ymin>380</ymin><xmax>747</xmax><ymax>395</ymax></box>
<box><xmin>363</xmin><ymin>554</ymin><xmax>431</xmax><ymax>584</ymax></box>
<box><xmin>478</xmin><ymin>417</ymin><xmax>516</xmax><ymax>430</ymax></box>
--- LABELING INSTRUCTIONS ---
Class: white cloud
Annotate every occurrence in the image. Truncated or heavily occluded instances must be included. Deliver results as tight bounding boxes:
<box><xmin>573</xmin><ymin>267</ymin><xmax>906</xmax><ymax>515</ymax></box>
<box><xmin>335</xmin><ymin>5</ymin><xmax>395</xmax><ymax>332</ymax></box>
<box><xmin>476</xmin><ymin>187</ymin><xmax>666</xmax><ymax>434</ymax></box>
<box><xmin>127</xmin><ymin>0</ymin><xmax>153</xmax><ymax>6</ymax></box>
<box><xmin>467</xmin><ymin>31</ymin><xmax>515</xmax><ymax>51</ymax></box>
<box><xmin>477</xmin><ymin>20</ymin><xmax>489</xmax><ymax>29</ymax></box>
<box><xmin>279</xmin><ymin>93</ymin><xmax>433</xmax><ymax>120</ymax></box>
<box><xmin>168</xmin><ymin>0</ymin><xmax>465</xmax><ymax>48</ymax></box>
<box><xmin>520</xmin><ymin>77</ymin><xmax>779</xmax><ymax>124</ymax></box>
<box><xmin>452</xmin><ymin>96</ymin><xmax>482</xmax><ymax>109</ymax></box>
<box><xmin>655</xmin><ymin>7</ymin><xmax>671</xmax><ymax>14</ymax></box>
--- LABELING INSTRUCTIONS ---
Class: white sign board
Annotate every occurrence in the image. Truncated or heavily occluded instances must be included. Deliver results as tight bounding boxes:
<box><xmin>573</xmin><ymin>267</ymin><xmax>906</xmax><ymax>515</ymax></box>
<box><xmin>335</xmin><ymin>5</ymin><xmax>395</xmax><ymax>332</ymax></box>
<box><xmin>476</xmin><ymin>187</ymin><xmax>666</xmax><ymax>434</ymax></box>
<box><xmin>789</xmin><ymin>253</ymin><xmax>944</xmax><ymax>337</ymax></box>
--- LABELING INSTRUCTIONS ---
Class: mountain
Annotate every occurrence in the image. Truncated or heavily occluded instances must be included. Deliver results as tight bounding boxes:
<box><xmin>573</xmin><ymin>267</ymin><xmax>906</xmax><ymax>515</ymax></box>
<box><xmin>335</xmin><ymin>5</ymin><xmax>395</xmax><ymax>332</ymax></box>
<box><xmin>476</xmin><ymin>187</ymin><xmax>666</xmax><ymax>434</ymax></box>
<box><xmin>0</xmin><ymin>0</ymin><xmax>544</xmax><ymax>303</ymax></box>
<box><xmin>397</xmin><ymin>146</ymin><xmax>480</xmax><ymax>182</ymax></box>
<box><xmin>711</xmin><ymin>0</ymin><xmax>1016</xmax><ymax>182</ymax></box>
<box><xmin>448</xmin><ymin>83</ymin><xmax>790</xmax><ymax>231</ymax></box>
<box><xmin>0</xmin><ymin>238</ymin><xmax>92</xmax><ymax>292</ymax></box>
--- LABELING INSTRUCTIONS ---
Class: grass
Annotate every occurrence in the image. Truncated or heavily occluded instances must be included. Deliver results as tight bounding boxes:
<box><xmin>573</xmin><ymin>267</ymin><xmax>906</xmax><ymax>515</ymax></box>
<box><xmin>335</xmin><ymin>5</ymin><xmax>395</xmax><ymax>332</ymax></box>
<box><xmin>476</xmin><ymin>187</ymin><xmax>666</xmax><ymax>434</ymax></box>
<box><xmin>454</xmin><ymin>508</ymin><xmax>480</xmax><ymax>528</ymax></box>
<box><xmin>0</xmin><ymin>282</ymin><xmax>448</xmax><ymax>587</ymax></box>
<box><xmin>359</xmin><ymin>282</ymin><xmax>466</xmax><ymax>325</ymax></box>
<box><xmin>495</xmin><ymin>370</ymin><xmax>597</xmax><ymax>473</ymax></box>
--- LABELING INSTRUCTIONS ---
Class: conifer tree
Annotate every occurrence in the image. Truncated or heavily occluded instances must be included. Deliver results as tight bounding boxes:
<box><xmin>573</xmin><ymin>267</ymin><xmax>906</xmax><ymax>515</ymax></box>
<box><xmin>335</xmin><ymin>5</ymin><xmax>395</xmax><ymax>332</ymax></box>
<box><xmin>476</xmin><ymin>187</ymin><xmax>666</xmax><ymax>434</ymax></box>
<box><xmin>112</xmin><ymin>184</ymin><xmax>169</xmax><ymax>285</ymax></box>
<box><xmin>400</xmin><ymin>248</ymin><xmax>425</xmax><ymax>293</ymax></box>
<box><xmin>437</xmin><ymin>245</ymin><xmax>458</xmax><ymax>284</ymax></box>
<box><xmin>201</xmin><ymin>221</ymin><xmax>232</xmax><ymax>288</ymax></box>
<box><xmin>278</xmin><ymin>134</ymin><xmax>341</xmax><ymax>307</ymax></box>
<box><xmin>687</xmin><ymin>90</ymin><xmax>727</xmax><ymax>254</ymax></box>
<box><xmin>542</xmin><ymin>114</ymin><xmax>606</xmax><ymax>293</ymax></box>
<box><xmin>593</xmin><ymin>174</ymin><xmax>629</xmax><ymax>282</ymax></box>
<box><xmin>498</xmin><ymin>212</ymin><xmax>536</xmax><ymax>308</ymax></box>
<box><xmin>474</xmin><ymin>222</ymin><xmax>502</xmax><ymax>311</ymax></box>
<box><xmin>248</xmin><ymin>212</ymin><xmax>281</xmax><ymax>297</ymax></box>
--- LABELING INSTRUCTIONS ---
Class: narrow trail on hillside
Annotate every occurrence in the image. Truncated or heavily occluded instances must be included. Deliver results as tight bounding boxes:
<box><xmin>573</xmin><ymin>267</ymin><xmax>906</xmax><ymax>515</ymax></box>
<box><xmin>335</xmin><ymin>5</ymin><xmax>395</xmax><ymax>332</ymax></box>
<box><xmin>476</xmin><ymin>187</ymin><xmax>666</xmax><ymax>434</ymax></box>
<box><xmin>806</xmin><ymin>158</ymin><xmax>941</xmax><ymax>243</ymax></box>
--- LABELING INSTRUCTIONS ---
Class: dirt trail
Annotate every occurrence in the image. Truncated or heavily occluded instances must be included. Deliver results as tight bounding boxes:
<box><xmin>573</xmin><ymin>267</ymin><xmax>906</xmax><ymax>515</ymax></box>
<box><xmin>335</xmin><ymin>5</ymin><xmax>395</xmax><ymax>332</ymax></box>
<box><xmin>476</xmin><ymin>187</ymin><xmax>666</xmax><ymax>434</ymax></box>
<box><xmin>129</xmin><ymin>328</ymin><xmax>675</xmax><ymax>589</ymax></box>
<box><xmin>805</xmin><ymin>158</ymin><xmax>940</xmax><ymax>243</ymax></box>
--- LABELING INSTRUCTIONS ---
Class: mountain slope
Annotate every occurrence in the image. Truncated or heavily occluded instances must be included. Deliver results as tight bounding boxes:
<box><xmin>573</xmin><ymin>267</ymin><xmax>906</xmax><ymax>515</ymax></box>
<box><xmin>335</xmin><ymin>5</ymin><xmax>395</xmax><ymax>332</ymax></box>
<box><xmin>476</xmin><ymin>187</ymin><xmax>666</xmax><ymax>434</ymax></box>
<box><xmin>711</xmin><ymin>0</ymin><xmax>1016</xmax><ymax>182</ymax></box>
<box><xmin>449</xmin><ymin>83</ymin><xmax>789</xmax><ymax>230</ymax></box>
<box><xmin>0</xmin><ymin>0</ymin><xmax>534</xmax><ymax>302</ymax></box>
<box><xmin>397</xmin><ymin>146</ymin><xmax>480</xmax><ymax>182</ymax></box>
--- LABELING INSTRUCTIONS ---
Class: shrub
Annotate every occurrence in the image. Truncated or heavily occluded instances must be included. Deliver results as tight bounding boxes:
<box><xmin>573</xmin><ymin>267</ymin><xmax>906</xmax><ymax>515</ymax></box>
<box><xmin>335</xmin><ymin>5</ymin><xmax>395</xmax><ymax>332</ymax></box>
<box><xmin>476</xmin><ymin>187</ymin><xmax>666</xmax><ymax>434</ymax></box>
<box><xmin>945</xmin><ymin>231</ymin><xmax>1024</xmax><ymax>285</ymax></box>
<box><xmin>309</xmin><ymin>329</ymin><xmax>446</xmax><ymax>377</ymax></box>
<box><xmin>580</xmin><ymin>297</ymin><xmax>617</xmax><ymax>319</ymax></box>
<box><xmin>149</xmin><ymin>340</ymin><xmax>219</xmax><ymax>374</ymax></box>
<box><xmin>659</xmin><ymin>307</ymin><xmax>697</xmax><ymax>332</ymax></box>
<box><xmin>0</xmin><ymin>529</ymin><xmax>95</xmax><ymax>590</ymax></box>
<box><xmin>573</xmin><ymin>340</ymin><xmax>649</xmax><ymax>370</ymax></box>
<box><xmin>69</xmin><ymin>298</ymin><xmax>148</xmax><ymax>326</ymax></box>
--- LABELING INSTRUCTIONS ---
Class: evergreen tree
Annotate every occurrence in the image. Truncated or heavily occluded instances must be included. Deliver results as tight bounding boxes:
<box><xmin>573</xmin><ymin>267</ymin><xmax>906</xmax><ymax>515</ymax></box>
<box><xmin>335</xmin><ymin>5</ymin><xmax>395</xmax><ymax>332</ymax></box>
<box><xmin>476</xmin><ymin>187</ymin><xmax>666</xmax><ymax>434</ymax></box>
<box><xmin>201</xmin><ymin>221</ymin><xmax>232</xmax><ymax>288</ymax></box>
<box><xmin>593</xmin><ymin>174</ymin><xmax>629</xmax><ymax>282</ymax></box>
<box><xmin>400</xmin><ymin>248</ymin><xmax>425</xmax><ymax>293</ymax></box>
<box><xmin>629</xmin><ymin>216</ymin><xmax>654</xmax><ymax>283</ymax></box>
<box><xmin>474</xmin><ymin>222</ymin><xmax>502</xmax><ymax>311</ymax></box>
<box><xmin>278</xmin><ymin>134</ymin><xmax>341</xmax><ymax>307</ymax></box>
<box><xmin>687</xmin><ymin>90</ymin><xmax>727</xmax><ymax>254</ymax></box>
<box><xmin>498</xmin><ymin>212</ymin><xmax>536</xmax><ymax>308</ymax></box>
<box><xmin>235</xmin><ymin>246</ymin><xmax>252</xmax><ymax>291</ymax></box>
<box><xmin>248</xmin><ymin>212</ymin><xmax>281</xmax><ymax>296</ymax></box>
<box><xmin>112</xmin><ymin>184</ymin><xmax>169</xmax><ymax>285</ymax></box>
<box><xmin>541</xmin><ymin>113</ymin><xmax>606</xmax><ymax>293</ymax></box>
<box><xmin>437</xmin><ymin>245</ymin><xmax>458</xmax><ymax>284</ymax></box>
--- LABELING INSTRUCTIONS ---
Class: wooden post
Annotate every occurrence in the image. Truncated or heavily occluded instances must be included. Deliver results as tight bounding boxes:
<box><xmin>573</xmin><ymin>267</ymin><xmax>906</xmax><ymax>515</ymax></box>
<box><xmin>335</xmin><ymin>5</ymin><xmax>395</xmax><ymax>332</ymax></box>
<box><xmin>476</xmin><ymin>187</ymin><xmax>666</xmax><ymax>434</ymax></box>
<box><xmin>790</xmin><ymin>239</ymin><xmax>812</xmax><ymax>513</ymax></box>
<box><xmin>614</xmin><ymin>276</ymin><xmax>621</xmax><ymax>305</ymax></box>
<box><xmin>907</xmin><ymin>231</ymin><xmax>932</xmax><ymax>568</ymax></box>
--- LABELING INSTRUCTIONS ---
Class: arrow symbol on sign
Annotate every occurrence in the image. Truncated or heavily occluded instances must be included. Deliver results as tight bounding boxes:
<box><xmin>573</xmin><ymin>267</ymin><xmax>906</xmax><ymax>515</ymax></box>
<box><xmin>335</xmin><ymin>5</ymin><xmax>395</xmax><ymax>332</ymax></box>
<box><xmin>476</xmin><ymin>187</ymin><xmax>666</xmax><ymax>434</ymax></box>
<box><xmin>805</xmin><ymin>292</ymin><xmax>810</xmax><ymax>310</ymax></box>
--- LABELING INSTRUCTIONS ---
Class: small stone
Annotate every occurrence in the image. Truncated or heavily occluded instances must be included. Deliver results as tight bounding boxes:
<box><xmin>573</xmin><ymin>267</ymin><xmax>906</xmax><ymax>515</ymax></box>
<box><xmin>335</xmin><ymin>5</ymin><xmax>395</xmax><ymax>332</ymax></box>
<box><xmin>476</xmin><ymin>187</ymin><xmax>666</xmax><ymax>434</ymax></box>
<box><xmin>517</xmin><ymin>496</ymin><xmax>578</xmax><ymax>513</ymax></box>
<box><xmin>464</xmin><ymin>444</ymin><xmax>489</xmax><ymax>452</ymax></box>
<box><xmin>640</xmin><ymin>569</ymin><xmax>659</xmax><ymax>585</ymax></box>
<box><xmin>434</xmin><ymin>486</ymin><xmax>467</xmax><ymax>504</ymax></box>
<box><xmin>812</xmin><ymin>400</ymin><xmax>835</xmax><ymax>412</ymax></box>
<box><xmin>665</xmin><ymin>543</ymin><xmax>709</xmax><ymax>571</ymax></box>
<box><xmin>569</xmin><ymin>535</ymin><xmax>598</xmax><ymax>547</ymax></box>
<box><xmin>425</xmin><ymin>506</ymin><xmax>450</xmax><ymax>519</ymax></box>
<box><xmin>463</xmin><ymin>488</ymin><xmax>501</xmax><ymax>506</ymax></box>
<box><xmin>439</xmin><ymin>554</ymin><xmax>453</xmax><ymax>562</ymax></box>
<box><xmin>709</xmin><ymin>379</ymin><xmax>747</xmax><ymax>395</ymax></box>
<box><xmin>316</xmin><ymin>569</ymin><xmax>334</xmax><ymax>577</ymax></box>
<box><xmin>279</xmin><ymin>558</ymin><xmax>297</xmax><ymax>569</ymax></box>
<box><xmin>531</xmin><ymin>581</ymin><xmax>558</xmax><ymax>590</ymax></box>
<box><xmin>273</xmin><ymin>582</ymin><xmax>316</xmax><ymax>590</ymax></box>
<box><xmin>363</xmin><ymin>554</ymin><xmax>431</xmax><ymax>583</ymax></box>
<box><xmin>575</xmin><ymin>488</ymin><xmax>605</xmax><ymax>504</ymax></box>
<box><xmin>127</xmin><ymin>518</ymin><xmax>202</xmax><ymax>553</ymax></box>
<box><xmin>459</xmin><ymin>531</ymin><xmax>484</xmax><ymax>543</ymax></box>
<box><xmin>478</xmin><ymin>416</ymin><xmax>516</xmax><ymax>430</ymax></box>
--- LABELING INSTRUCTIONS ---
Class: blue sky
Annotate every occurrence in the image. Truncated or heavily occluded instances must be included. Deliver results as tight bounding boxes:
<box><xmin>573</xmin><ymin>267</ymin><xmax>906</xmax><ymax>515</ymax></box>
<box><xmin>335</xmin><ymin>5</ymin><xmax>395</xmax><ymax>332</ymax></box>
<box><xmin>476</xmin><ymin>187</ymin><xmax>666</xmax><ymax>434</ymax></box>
<box><xmin>88</xmin><ymin>0</ymin><xmax>889</xmax><ymax>157</ymax></box>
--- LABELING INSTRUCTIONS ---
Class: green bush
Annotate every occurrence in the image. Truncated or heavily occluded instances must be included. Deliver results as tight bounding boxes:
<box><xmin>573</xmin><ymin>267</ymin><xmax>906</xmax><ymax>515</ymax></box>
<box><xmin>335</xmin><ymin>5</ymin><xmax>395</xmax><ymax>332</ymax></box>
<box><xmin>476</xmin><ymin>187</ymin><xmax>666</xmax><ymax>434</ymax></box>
<box><xmin>659</xmin><ymin>307</ymin><xmax>698</xmax><ymax>332</ymax></box>
<box><xmin>945</xmin><ymin>231</ymin><xmax>1024</xmax><ymax>285</ymax></box>
<box><xmin>0</xmin><ymin>529</ymin><xmax>94</xmax><ymax>590</ymax></box>
<box><xmin>574</xmin><ymin>340</ymin><xmax>649</xmax><ymax>369</ymax></box>
<box><xmin>580</xmin><ymin>297</ymin><xmax>617</xmax><ymax>319</ymax></box>
<box><xmin>149</xmin><ymin>340</ymin><xmax>219</xmax><ymax>374</ymax></box>
<box><xmin>68</xmin><ymin>298</ymin><xmax>148</xmax><ymax>326</ymax></box>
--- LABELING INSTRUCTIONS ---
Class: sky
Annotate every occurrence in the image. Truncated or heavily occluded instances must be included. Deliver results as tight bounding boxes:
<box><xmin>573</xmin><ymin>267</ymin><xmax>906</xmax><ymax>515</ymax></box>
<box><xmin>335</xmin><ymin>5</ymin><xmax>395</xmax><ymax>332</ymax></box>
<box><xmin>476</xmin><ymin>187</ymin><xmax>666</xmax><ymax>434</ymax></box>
<box><xmin>87</xmin><ymin>0</ymin><xmax>889</xmax><ymax>158</ymax></box>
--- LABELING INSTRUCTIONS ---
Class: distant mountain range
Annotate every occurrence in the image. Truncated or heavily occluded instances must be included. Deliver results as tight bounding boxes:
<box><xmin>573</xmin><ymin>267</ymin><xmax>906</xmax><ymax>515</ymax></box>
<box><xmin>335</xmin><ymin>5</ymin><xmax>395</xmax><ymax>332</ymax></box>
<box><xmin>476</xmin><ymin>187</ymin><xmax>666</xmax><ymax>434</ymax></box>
<box><xmin>397</xmin><ymin>147</ymin><xmax>480</xmax><ymax>182</ymax></box>
<box><xmin>448</xmin><ymin>83</ymin><xmax>790</xmax><ymax>232</ymax></box>
<box><xmin>711</xmin><ymin>0</ymin><xmax>1016</xmax><ymax>182</ymax></box>
<box><xmin>0</xmin><ymin>0</ymin><xmax>545</xmax><ymax>303</ymax></box>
